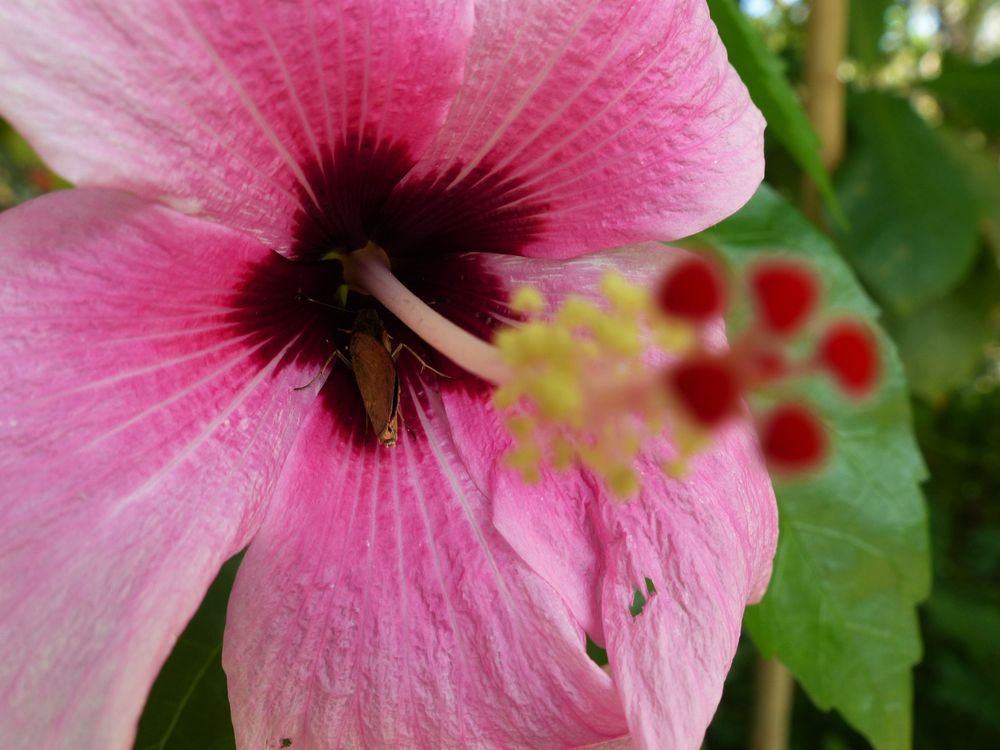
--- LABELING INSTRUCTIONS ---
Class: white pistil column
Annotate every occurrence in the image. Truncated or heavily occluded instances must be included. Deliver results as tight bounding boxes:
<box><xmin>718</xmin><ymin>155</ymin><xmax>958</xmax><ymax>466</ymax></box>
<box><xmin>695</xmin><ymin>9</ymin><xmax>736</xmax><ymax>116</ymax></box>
<box><xmin>341</xmin><ymin>243</ymin><xmax>512</xmax><ymax>385</ymax></box>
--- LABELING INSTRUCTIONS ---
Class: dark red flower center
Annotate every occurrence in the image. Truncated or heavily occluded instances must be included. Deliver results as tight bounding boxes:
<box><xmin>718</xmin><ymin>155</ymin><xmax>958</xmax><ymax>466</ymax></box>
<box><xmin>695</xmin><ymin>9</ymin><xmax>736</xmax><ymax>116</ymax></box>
<box><xmin>232</xmin><ymin>130</ymin><xmax>549</xmax><ymax>447</ymax></box>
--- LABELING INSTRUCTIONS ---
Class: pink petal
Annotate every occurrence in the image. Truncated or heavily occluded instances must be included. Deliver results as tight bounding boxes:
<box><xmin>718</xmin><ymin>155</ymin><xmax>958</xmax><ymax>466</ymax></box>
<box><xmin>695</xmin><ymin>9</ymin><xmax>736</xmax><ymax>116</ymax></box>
<box><xmin>407</xmin><ymin>0</ymin><xmax>764</xmax><ymax>257</ymax></box>
<box><xmin>600</xmin><ymin>425</ymin><xmax>776</xmax><ymax>749</ymax></box>
<box><xmin>438</xmin><ymin>248</ymin><xmax>777</xmax><ymax>747</ymax></box>
<box><xmin>442</xmin><ymin>386</ymin><xmax>610</xmax><ymax>642</ymax></box>
<box><xmin>439</xmin><ymin>247</ymin><xmax>718</xmax><ymax>639</ymax></box>
<box><xmin>223</xmin><ymin>369</ymin><xmax>629</xmax><ymax>750</ymax></box>
<box><xmin>401</xmin><ymin>248</ymin><xmax>693</xmax><ymax>643</ymax></box>
<box><xmin>0</xmin><ymin>0</ymin><xmax>471</xmax><ymax>254</ymax></box>
<box><xmin>0</xmin><ymin>190</ymin><xmax>324</xmax><ymax>749</ymax></box>
<box><xmin>582</xmin><ymin>740</ymin><xmax>636</xmax><ymax>750</ymax></box>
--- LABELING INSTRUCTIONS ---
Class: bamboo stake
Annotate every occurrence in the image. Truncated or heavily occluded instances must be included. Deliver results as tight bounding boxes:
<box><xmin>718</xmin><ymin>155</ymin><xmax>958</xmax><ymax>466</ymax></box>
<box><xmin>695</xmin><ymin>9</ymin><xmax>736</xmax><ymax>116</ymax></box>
<box><xmin>750</xmin><ymin>657</ymin><xmax>796</xmax><ymax>750</ymax></box>
<box><xmin>801</xmin><ymin>0</ymin><xmax>849</xmax><ymax>223</ymax></box>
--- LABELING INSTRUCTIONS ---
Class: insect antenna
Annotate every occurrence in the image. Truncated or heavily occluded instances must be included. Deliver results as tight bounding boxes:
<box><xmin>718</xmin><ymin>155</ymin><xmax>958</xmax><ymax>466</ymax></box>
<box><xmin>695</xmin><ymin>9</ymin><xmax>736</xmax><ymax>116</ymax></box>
<box><xmin>293</xmin><ymin>350</ymin><xmax>346</xmax><ymax>391</ymax></box>
<box><xmin>390</xmin><ymin>342</ymin><xmax>454</xmax><ymax>379</ymax></box>
<box><xmin>295</xmin><ymin>289</ymin><xmax>348</xmax><ymax>312</ymax></box>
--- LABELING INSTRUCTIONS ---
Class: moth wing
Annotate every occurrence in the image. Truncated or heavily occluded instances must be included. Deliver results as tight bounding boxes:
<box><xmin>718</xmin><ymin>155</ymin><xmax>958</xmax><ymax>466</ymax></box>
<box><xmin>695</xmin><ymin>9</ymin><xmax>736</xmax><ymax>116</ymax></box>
<box><xmin>349</xmin><ymin>332</ymin><xmax>399</xmax><ymax>440</ymax></box>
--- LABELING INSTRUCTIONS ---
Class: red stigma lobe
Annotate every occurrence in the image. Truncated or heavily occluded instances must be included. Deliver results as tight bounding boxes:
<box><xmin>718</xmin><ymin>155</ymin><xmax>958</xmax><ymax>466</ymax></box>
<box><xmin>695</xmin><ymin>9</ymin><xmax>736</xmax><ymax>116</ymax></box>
<box><xmin>760</xmin><ymin>403</ymin><xmax>827</xmax><ymax>471</ymax></box>
<box><xmin>750</xmin><ymin>260</ymin><xmax>819</xmax><ymax>335</ymax></box>
<box><xmin>656</xmin><ymin>256</ymin><xmax>726</xmax><ymax>323</ymax></box>
<box><xmin>817</xmin><ymin>320</ymin><xmax>880</xmax><ymax>397</ymax></box>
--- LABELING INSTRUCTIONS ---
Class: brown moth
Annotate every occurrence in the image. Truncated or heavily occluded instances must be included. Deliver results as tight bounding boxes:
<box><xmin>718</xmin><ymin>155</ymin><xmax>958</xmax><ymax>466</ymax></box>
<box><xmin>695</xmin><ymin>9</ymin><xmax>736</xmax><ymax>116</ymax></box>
<box><xmin>348</xmin><ymin>308</ymin><xmax>400</xmax><ymax>447</ymax></box>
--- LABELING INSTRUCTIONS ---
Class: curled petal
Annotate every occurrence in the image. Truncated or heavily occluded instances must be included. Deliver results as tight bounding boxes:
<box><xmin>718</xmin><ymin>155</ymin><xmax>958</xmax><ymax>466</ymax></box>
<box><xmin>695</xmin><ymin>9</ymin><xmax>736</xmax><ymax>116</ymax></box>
<box><xmin>600</xmin><ymin>423</ymin><xmax>775</xmax><ymax>749</ymax></box>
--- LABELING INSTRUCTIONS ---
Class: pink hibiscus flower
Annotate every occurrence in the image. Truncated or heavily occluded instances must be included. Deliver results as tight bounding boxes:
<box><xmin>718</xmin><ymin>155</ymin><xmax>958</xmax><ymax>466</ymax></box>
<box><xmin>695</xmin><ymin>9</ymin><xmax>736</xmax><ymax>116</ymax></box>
<box><xmin>0</xmin><ymin>1</ymin><xmax>776</xmax><ymax>749</ymax></box>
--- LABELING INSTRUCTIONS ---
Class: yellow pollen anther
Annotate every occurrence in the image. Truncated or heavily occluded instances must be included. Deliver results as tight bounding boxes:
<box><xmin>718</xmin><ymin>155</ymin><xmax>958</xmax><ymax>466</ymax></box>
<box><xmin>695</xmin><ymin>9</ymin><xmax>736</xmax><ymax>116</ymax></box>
<box><xmin>593</xmin><ymin>317</ymin><xmax>641</xmax><ymax>356</ymax></box>
<box><xmin>493</xmin><ymin>271</ymin><xmax>725</xmax><ymax>499</ymax></box>
<box><xmin>506</xmin><ymin>441</ymin><xmax>543</xmax><ymax>485</ymax></box>
<box><xmin>530</xmin><ymin>372</ymin><xmax>582</xmax><ymax>422</ymax></box>
<box><xmin>511</xmin><ymin>286</ymin><xmax>546</xmax><ymax>314</ymax></box>
<box><xmin>607</xmin><ymin>465</ymin><xmax>639</xmax><ymax>498</ymax></box>
<box><xmin>550</xmin><ymin>435</ymin><xmax>574</xmax><ymax>471</ymax></box>
<box><xmin>601</xmin><ymin>272</ymin><xmax>651</xmax><ymax>315</ymax></box>
<box><xmin>558</xmin><ymin>296</ymin><xmax>602</xmax><ymax>329</ymax></box>
<box><xmin>505</xmin><ymin>414</ymin><xmax>536</xmax><ymax>441</ymax></box>
<box><xmin>656</xmin><ymin>325</ymin><xmax>696</xmax><ymax>354</ymax></box>
<box><xmin>663</xmin><ymin>458</ymin><xmax>689</xmax><ymax>479</ymax></box>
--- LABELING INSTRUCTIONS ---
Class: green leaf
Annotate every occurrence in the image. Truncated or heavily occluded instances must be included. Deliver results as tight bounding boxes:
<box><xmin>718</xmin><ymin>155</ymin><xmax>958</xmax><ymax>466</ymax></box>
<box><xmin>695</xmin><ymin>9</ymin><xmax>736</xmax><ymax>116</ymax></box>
<box><xmin>926</xmin><ymin>589</ymin><xmax>1000</xmax><ymax>664</ymax></box>
<box><xmin>707</xmin><ymin>0</ymin><xmax>841</xmax><ymax>219</ymax></box>
<box><xmin>921</xmin><ymin>589</ymin><xmax>1000</xmax><ymax>737</ymax></box>
<box><xmin>848</xmin><ymin>0</ymin><xmax>892</xmax><ymax>68</ymax></box>
<box><xmin>893</xmin><ymin>128</ymin><xmax>1000</xmax><ymax>400</ymax></box>
<box><xmin>133</xmin><ymin>554</ymin><xmax>242</xmax><ymax>750</ymax></box>
<box><xmin>0</xmin><ymin>119</ymin><xmax>69</xmax><ymax>208</ymax></box>
<box><xmin>888</xmin><ymin>249</ymin><xmax>999</xmax><ymax>403</ymax></box>
<box><xmin>695</xmin><ymin>185</ymin><xmax>931</xmax><ymax>750</ymax></box>
<box><xmin>834</xmin><ymin>92</ymin><xmax>979</xmax><ymax>314</ymax></box>
<box><xmin>938</xmin><ymin>126</ymin><xmax>1000</xmax><ymax>260</ymax></box>
<box><xmin>922</xmin><ymin>54</ymin><xmax>1000</xmax><ymax>135</ymax></box>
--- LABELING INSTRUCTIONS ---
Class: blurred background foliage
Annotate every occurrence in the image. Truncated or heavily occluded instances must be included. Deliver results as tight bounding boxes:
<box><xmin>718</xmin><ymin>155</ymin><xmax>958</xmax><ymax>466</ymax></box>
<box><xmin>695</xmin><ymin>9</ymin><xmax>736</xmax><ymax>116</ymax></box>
<box><xmin>707</xmin><ymin>1</ymin><xmax>1000</xmax><ymax>748</ymax></box>
<box><xmin>1</xmin><ymin>1</ymin><xmax>996</xmax><ymax>748</ymax></box>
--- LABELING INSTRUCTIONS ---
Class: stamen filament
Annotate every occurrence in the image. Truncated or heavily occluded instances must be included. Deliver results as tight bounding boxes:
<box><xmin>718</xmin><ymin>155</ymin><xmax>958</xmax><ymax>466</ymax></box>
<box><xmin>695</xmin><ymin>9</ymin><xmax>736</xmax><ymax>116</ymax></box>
<box><xmin>342</xmin><ymin>244</ymin><xmax>512</xmax><ymax>384</ymax></box>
